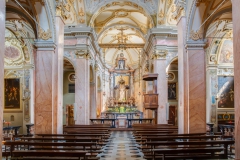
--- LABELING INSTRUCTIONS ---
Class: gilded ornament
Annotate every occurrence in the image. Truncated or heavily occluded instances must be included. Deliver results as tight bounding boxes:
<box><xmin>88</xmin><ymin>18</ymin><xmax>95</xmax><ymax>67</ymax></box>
<box><xmin>38</xmin><ymin>28</ymin><xmax>52</xmax><ymax>40</ymax></box>
<box><xmin>158</xmin><ymin>20</ymin><xmax>164</xmax><ymax>25</ymax></box>
<box><xmin>79</xmin><ymin>7</ymin><xmax>85</xmax><ymax>16</ymax></box>
<box><xmin>158</xmin><ymin>9</ymin><xmax>164</xmax><ymax>18</ymax></box>
<box><xmin>190</xmin><ymin>29</ymin><xmax>203</xmax><ymax>41</ymax></box>
<box><xmin>79</xmin><ymin>18</ymin><xmax>85</xmax><ymax>23</ymax></box>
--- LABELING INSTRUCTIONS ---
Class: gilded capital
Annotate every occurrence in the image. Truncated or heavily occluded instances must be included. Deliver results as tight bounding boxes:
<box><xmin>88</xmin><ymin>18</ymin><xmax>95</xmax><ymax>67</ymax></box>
<box><xmin>75</xmin><ymin>50</ymin><xmax>89</xmax><ymax>59</ymax></box>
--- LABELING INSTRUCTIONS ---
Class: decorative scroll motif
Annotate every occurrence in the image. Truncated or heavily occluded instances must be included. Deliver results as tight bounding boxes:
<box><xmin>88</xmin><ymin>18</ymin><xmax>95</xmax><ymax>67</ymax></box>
<box><xmin>75</xmin><ymin>50</ymin><xmax>89</xmax><ymax>59</ymax></box>
<box><xmin>153</xmin><ymin>50</ymin><xmax>168</xmax><ymax>59</ymax></box>
<box><xmin>38</xmin><ymin>28</ymin><xmax>52</xmax><ymax>40</ymax></box>
<box><xmin>209</xmin><ymin>55</ymin><xmax>217</xmax><ymax>64</ymax></box>
<box><xmin>189</xmin><ymin>29</ymin><xmax>203</xmax><ymax>41</ymax></box>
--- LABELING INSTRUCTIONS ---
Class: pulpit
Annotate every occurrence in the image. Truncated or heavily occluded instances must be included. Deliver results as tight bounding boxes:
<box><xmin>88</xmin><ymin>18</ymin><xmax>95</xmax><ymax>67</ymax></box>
<box><xmin>143</xmin><ymin>74</ymin><xmax>158</xmax><ymax>124</ymax></box>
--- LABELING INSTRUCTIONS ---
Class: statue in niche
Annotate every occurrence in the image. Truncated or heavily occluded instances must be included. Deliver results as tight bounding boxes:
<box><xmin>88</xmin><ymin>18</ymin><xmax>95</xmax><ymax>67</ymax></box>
<box><xmin>117</xmin><ymin>76</ymin><xmax>126</xmax><ymax>101</ymax></box>
<box><xmin>119</xmin><ymin>84</ymin><xmax>125</xmax><ymax>101</ymax></box>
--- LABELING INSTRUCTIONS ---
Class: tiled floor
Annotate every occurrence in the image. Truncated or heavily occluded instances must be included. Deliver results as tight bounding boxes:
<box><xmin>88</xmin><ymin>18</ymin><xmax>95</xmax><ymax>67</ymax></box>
<box><xmin>99</xmin><ymin>131</ymin><xmax>145</xmax><ymax>160</ymax></box>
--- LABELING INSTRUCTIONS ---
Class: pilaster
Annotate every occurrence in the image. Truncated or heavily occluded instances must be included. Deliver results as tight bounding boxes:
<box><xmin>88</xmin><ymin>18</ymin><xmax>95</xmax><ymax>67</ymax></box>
<box><xmin>177</xmin><ymin>16</ymin><xmax>188</xmax><ymax>134</ymax></box>
<box><xmin>153</xmin><ymin>50</ymin><xmax>168</xmax><ymax>124</ymax></box>
<box><xmin>185</xmin><ymin>41</ymin><xmax>206</xmax><ymax>133</ymax></box>
<box><xmin>75</xmin><ymin>50</ymin><xmax>90</xmax><ymax>124</ymax></box>
<box><xmin>34</xmin><ymin>42</ymin><xmax>57</xmax><ymax>134</ymax></box>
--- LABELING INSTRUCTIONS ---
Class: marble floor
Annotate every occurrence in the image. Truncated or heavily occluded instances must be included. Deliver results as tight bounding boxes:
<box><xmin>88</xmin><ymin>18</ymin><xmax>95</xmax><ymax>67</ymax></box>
<box><xmin>98</xmin><ymin>131</ymin><xmax>146</xmax><ymax>160</ymax></box>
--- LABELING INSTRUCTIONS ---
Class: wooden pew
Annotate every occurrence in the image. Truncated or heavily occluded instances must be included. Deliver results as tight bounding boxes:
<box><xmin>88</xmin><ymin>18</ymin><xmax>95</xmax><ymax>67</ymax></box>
<box><xmin>3</xmin><ymin>141</ymin><xmax>97</xmax><ymax>156</ymax></box>
<box><xmin>11</xmin><ymin>150</ymin><xmax>87</xmax><ymax>160</ymax></box>
<box><xmin>152</xmin><ymin>147</ymin><xmax>225</xmax><ymax>160</ymax></box>
<box><xmin>20</xmin><ymin>137</ymin><xmax>101</xmax><ymax>143</ymax></box>
<box><xmin>143</xmin><ymin>140</ymin><xmax>234</xmax><ymax>159</ymax></box>
<box><xmin>36</xmin><ymin>133</ymin><xmax>110</xmax><ymax>139</ymax></box>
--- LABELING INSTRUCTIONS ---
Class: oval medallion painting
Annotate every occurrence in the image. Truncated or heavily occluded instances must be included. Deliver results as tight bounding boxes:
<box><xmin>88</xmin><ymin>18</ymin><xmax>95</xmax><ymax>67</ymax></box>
<box><xmin>5</xmin><ymin>46</ymin><xmax>20</xmax><ymax>59</ymax></box>
<box><xmin>167</xmin><ymin>72</ymin><xmax>175</xmax><ymax>81</ymax></box>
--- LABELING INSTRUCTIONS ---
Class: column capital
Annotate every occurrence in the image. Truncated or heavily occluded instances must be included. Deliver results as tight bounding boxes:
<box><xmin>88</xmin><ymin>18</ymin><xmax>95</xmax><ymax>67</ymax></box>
<box><xmin>185</xmin><ymin>41</ymin><xmax>207</xmax><ymax>50</ymax></box>
<box><xmin>75</xmin><ymin>50</ymin><xmax>90</xmax><ymax>59</ymax></box>
<box><xmin>34</xmin><ymin>41</ymin><xmax>56</xmax><ymax>51</ymax></box>
<box><xmin>152</xmin><ymin>50</ymin><xmax>168</xmax><ymax>60</ymax></box>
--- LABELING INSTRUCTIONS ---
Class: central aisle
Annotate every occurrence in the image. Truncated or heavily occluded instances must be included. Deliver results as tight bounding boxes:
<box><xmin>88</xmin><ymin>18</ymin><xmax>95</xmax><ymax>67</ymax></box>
<box><xmin>99</xmin><ymin>131</ymin><xmax>145</xmax><ymax>160</ymax></box>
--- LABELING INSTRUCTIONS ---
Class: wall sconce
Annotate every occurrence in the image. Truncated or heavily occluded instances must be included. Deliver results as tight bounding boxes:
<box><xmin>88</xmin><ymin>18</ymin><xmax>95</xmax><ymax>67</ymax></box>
<box><xmin>103</xmin><ymin>92</ymin><xmax>106</xmax><ymax>96</ymax></box>
<box><xmin>138</xmin><ymin>92</ymin><xmax>141</xmax><ymax>96</ymax></box>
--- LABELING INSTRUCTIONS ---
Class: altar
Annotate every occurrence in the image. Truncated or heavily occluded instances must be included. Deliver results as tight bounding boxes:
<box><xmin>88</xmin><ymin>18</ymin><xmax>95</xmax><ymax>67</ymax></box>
<box><xmin>100</xmin><ymin>53</ymin><xmax>143</xmax><ymax>128</ymax></box>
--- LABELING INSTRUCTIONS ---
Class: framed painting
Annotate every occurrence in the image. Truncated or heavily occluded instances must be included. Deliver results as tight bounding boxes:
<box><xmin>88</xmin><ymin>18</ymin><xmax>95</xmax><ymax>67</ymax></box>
<box><xmin>168</xmin><ymin>83</ymin><xmax>177</xmax><ymax>100</ymax></box>
<box><xmin>217</xmin><ymin>76</ymin><xmax>234</xmax><ymax>108</ymax></box>
<box><xmin>4</xmin><ymin>78</ymin><xmax>21</xmax><ymax>109</ymax></box>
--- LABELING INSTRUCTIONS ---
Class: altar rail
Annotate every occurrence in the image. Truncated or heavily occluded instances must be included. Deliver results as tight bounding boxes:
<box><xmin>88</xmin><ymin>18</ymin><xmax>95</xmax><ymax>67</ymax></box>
<box><xmin>90</xmin><ymin>118</ymin><xmax>153</xmax><ymax>128</ymax></box>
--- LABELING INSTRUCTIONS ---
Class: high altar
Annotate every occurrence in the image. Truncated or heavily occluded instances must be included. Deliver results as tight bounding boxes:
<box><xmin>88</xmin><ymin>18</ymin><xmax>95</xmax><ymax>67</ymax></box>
<box><xmin>101</xmin><ymin>53</ymin><xmax>143</xmax><ymax>125</ymax></box>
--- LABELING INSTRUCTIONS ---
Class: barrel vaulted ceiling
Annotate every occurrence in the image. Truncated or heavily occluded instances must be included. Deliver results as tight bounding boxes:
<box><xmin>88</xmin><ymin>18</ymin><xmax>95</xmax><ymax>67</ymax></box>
<box><xmin>90</xmin><ymin>1</ymin><xmax>155</xmax><ymax>69</ymax></box>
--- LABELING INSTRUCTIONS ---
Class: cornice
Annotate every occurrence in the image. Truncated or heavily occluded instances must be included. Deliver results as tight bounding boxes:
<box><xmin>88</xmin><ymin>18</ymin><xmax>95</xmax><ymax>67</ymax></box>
<box><xmin>185</xmin><ymin>41</ymin><xmax>207</xmax><ymax>50</ymax></box>
<box><xmin>99</xmin><ymin>43</ymin><xmax>145</xmax><ymax>48</ymax></box>
<box><xmin>34</xmin><ymin>41</ymin><xmax>56</xmax><ymax>51</ymax></box>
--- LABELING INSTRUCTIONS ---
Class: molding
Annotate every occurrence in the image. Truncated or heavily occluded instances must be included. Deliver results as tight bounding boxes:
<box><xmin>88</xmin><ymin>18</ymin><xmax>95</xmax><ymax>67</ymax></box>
<box><xmin>99</xmin><ymin>43</ymin><xmax>144</xmax><ymax>48</ymax></box>
<box><xmin>185</xmin><ymin>41</ymin><xmax>206</xmax><ymax>50</ymax></box>
<box><xmin>34</xmin><ymin>41</ymin><xmax>56</xmax><ymax>51</ymax></box>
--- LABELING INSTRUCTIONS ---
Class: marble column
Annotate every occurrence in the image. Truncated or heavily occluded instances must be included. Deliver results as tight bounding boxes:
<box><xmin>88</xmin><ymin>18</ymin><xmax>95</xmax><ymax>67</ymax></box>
<box><xmin>232</xmin><ymin>0</ymin><xmax>240</xmax><ymax>158</ymax></box>
<box><xmin>177</xmin><ymin>16</ymin><xmax>188</xmax><ymax>133</ymax></box>
<box><xmin>185</xmin><ymin>42</ymin><xmax>206</xmax><ymax>133</ymax></box>
<box><xmin>34</xmin><ymin>43</ymin><xmax>56</xmax><ymax>134</ymax></box>
<box><xmin>90</xmin><ymin>81</ymin><xmax>97</xmax><ymax>119</ymax></box>
<box><xmin>0</xmin><ymin>0</ymin><xmax>6</xmax><ymax>158</ymax></box>
<box><xmin>75</xmin><ymin>52</ymin><xmax>90</xmax><ymax>124</ymax></box>
<box><xmin>153</xmin><ymin>51</ymin><xmax>168</xmax><ymax>124</ymax></box>
<box><xmin>34</xmin><ymin>16</ymin><xmax>64</xmax><ymax>134</ymax></box>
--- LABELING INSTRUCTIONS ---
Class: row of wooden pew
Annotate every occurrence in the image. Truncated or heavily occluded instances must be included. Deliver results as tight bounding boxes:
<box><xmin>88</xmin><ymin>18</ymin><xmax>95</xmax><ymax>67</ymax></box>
<box><xmin>131</xmin><ymin>124</ymin><xmax>235</xmax><ymax>160</ymax></box>
<box><xmin>2</xmin><ymin>124</ymin><xmax>111</xmax><ymax>160</ymax></box>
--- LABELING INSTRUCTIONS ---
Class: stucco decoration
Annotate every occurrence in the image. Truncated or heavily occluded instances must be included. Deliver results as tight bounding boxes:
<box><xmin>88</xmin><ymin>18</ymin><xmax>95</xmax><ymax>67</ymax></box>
<box><xmin>56</xmin><ymin>0</ymin><xmax>78</xmax><ymax>24</ymax></box>
<box><xmin>4</xmin><ymin>29</ymin><xmax>26</xmax><ymax>66</ymax></box>
<box><xmin>218</xmin><ymin>40</ymin><xmax>233</xmax><ymax>64</ymax></box>
<box><xmin>85</xmin><ymin>0</ymin><xmax>158</xmax><ymax>15</ymax></box>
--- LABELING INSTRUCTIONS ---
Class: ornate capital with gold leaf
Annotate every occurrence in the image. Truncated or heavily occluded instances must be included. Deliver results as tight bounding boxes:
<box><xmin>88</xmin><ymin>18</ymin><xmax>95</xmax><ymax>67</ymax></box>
<box><xmin>75</xmin><ymin>50</ymin><xmax>89</xmax><ymax>59</ymax></box>
<box><xmin>190</xmin><ymin>29</ymin><xmax>203</xmax><ymax>41</ymax></box>
<box><xmin>152</xmin><ymin>50</ymin><xmax>168</xmax><ymax>60</ymax></box>
<box><xmin>38</xmin><ymin>28</ymin><xmax>52</xmax><ymax>40</ymax></box>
